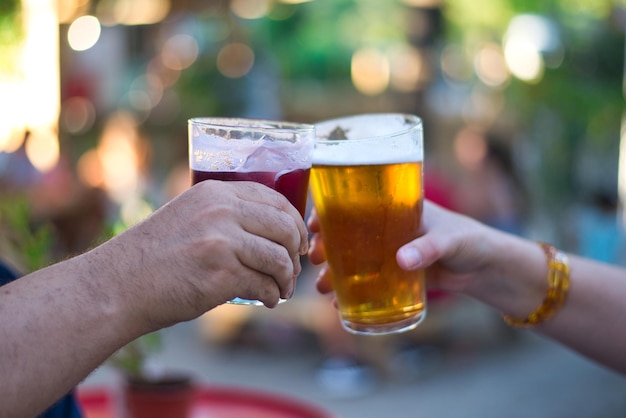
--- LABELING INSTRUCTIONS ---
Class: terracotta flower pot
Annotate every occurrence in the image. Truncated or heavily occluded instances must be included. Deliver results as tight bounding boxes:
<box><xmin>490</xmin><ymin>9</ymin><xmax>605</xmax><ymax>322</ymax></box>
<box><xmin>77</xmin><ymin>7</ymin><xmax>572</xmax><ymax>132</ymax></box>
<box><xmin>122</xmin><ymin>373</ymin><xmax>195</xmax><ymax>418</ymax></box>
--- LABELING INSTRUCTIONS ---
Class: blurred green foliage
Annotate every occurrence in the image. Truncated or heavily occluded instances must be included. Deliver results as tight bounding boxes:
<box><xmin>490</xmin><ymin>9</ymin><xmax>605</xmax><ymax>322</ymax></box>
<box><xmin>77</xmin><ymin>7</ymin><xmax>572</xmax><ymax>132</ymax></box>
<box><xmin>0</xmin><ymin>195</ymin><xmax>54</xmax><ymax>272</ymax></box>
<box><xmin>444</xmin><ymin>0</ymin><xmax>625</xmax><ymax>212</ymax></box>
<box><xmin>0</xmin><ymin>0</ymin><xmax>23</xmax><ymax>75</ymax></box>
<box><xmin>170</xmin><ymin>0</ymin><xmax>625</xmax><ymax>217</ymax></box>
<box><xmin>108</xmin><ymin>331</ymin><xmax>162</xmax><ymax>379</ymax></box>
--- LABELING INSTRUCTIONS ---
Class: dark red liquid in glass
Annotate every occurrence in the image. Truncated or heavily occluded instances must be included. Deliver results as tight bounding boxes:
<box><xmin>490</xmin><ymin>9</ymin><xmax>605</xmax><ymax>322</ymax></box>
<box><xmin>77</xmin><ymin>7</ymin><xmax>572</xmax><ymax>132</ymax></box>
<box><xmin>191</xmin><ymin>169</ymin><xmax>310</xmax><ymax>217</ymax></box>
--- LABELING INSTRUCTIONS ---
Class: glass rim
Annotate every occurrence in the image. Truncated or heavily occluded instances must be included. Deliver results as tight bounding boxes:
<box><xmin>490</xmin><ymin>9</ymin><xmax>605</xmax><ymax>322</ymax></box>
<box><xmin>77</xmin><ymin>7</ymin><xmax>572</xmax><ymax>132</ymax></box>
<box><xmin>188</xmin><ymin>117</ymin><xmax>315</xmax><ymax>135</ymax></box>
<box><xmin>314</xmin><ymin>113</ymin><xmax>422</xmax><ymax>143</ymax></box>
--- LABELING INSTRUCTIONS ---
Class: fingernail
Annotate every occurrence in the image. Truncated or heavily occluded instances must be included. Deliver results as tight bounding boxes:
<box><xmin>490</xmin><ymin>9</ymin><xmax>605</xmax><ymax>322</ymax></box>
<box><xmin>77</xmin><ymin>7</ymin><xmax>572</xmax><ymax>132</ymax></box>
<box><xmin>398</xmin><ymin>247</ymin><xmax>422</xmax><ymax>269</ymax></box>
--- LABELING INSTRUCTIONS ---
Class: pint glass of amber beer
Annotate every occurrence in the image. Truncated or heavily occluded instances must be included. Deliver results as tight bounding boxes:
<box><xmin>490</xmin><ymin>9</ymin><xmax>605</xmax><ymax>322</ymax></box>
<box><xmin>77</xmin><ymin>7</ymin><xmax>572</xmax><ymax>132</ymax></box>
<box><xmin>310</xmin><ymin>113</ymin><xmax>425</xmax><ymax>335</ymax></box>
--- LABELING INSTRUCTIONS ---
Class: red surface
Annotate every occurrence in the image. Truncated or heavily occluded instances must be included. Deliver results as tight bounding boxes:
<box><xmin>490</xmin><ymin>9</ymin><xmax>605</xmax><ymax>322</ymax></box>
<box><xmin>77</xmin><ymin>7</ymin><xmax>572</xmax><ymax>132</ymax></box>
<box><xmin>78</xmin><ymin>385</ymin><xmax>336</xmax><ymax>418</ymax></box>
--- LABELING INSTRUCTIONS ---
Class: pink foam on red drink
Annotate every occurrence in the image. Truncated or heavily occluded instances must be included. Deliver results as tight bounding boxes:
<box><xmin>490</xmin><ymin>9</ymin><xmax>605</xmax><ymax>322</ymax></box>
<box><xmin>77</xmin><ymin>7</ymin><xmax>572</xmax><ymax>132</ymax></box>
<box><xmin>191</xmin><ymin>169</ymin><xmax>310</xmax><ymax>218</ymax></box>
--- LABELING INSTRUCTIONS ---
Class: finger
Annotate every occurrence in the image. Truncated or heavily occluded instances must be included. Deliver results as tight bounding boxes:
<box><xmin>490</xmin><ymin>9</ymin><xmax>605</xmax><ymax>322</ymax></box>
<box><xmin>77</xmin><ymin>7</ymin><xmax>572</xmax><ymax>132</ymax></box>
<box><xmin>236</xmin><ymin>232</ymin><xmax>295</xmax><ymax>300</ymax></box>
<box><xmin>307</xmin><ymin>232</ymin><xmax>327</xmax><ymax>265</ymax></box>
<box><xmin>184</xmin><ymin>232</ymin><xmax>283</xmax><ymax>309</ymax></box>
<box><xmin>287</xmin><ymin>252</ymin><xmax>303</xmax><ymax>300</ymax></box>
<box><xmin>315</xmin><ymin>264</ymin><xmax>334</xmax><ymax>294</ymax></box>
<box><xmin>292</xmin><ymin>253</ymin><xmax>303</xmax><ymax>278</ymax></box>
<box><xmin>232</xmin><ymin>182</ymin><xmax>309</xmax><ymax>255</ymax></box>
<box><xmin>307</xmin><ymin>208</ymin><xmax>320</xmax><ymax>233</ymax></box>
<box><xmin>397</xmin><ymin>231</ymin><xmax>426</xmax><ymax>271</ymax></box>
<box><xmin>238</xmin><ymin>199</ymin><xmax>303</xmax><ymax>261</ymax></box>
<box><xmin>233</xmin><ymin>267</ymin><xmax>282</xmax><ymax>308</ymax></box>
<box><xmin>398</xmin><ymin>200</ymin><xmax>487</xmax><ymax>274</ymax></box>
<box><xmin>396</xmin><ymin>200</ymin><xmax>452</xmax><ymax>271</ymax></box>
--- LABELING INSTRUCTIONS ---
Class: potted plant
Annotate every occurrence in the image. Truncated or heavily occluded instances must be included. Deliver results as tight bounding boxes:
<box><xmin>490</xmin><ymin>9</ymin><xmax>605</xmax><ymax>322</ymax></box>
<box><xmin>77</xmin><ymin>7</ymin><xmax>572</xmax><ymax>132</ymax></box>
<box><xmin>108</xmin><ymin>332</ymin><xmax>196</xmax><ymax>418</ymax></box>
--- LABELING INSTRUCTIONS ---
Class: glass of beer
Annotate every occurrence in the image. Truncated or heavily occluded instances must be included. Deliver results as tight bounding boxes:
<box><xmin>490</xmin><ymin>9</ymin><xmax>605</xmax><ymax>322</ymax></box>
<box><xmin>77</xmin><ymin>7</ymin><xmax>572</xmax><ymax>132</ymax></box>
<box><xmin>188</xmin><ymin>117</ymin><xmax>315</xmax><ymax>305</ymax></box>
<box><xmin>309</xmin><ymin>113</ymin><xmax>425</xmax><ymax>335</ymax></box>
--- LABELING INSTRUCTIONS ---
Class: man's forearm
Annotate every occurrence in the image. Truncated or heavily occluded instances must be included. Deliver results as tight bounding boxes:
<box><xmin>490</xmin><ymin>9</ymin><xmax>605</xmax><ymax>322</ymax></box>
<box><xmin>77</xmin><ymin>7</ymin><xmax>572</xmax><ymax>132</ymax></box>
<box><xmin>0</xmin><ymin>252</ymin><xmax>139</xmax><ymax>417</ymax></box>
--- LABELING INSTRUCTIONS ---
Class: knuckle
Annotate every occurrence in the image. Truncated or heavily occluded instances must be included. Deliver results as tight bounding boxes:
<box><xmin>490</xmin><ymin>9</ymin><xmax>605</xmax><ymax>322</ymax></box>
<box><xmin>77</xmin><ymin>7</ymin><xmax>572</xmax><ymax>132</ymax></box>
<box><xmin>261</xmin><ymin>244</ymin><xmax>291</xmax><ymax>275</ymax></box>
<box><xmin>200</xmin><ymin>233</ymin><xmax>231</xmax><ymax>253</ymax></box>
<box><xmin>274</xmin><ymin>247</ymin><xmax>294</xmax><ymax>277</ymax></box>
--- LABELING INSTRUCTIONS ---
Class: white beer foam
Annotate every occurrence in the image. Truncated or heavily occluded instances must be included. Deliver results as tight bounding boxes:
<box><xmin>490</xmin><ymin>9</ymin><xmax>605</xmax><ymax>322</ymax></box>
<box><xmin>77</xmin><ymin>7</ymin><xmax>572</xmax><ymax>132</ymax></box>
<box><xmin>313</xmin><ymin>114</ymin><xmax>423</xmax><ymax>165</ymax></box>
<box><xmin>190</xmin><ymin>125</ymin><xmax>313</xmax><ymax>171</ymax></box>
<box><xmin>312</xmin><ymin>144</ymin><xmax>422</xmax><ymax>165</ymax></box>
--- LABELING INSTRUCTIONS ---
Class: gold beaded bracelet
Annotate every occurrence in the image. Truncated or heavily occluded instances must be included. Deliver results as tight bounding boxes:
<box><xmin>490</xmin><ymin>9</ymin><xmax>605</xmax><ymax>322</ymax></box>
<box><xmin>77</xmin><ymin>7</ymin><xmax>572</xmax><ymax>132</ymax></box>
<box><xmin>503</xmin><ymin>242</ymin><xmax>571</xmax><ymax>327</ymax></box>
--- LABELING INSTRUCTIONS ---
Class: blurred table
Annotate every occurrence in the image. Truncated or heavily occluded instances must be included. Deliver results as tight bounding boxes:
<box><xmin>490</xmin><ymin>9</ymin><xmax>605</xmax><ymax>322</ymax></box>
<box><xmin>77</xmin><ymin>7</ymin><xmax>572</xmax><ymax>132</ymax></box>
<box><xmin>78</xmin><ymin>385</ymin><xmax>336</xmax><ymax>418</ymax></box>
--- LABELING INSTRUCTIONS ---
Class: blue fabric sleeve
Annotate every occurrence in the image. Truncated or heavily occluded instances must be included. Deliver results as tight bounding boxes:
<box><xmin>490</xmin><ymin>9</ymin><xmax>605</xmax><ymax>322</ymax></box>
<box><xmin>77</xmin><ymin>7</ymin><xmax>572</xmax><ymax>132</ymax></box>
<box><xmin>0</xmin><ymin>261</ymin><xmax>19</xmax><ymax>286</ymax></box>
<box><xmin>38</xmin><ymin>395</ymin><xmax>84</xmax><ymax>418</ymax></box>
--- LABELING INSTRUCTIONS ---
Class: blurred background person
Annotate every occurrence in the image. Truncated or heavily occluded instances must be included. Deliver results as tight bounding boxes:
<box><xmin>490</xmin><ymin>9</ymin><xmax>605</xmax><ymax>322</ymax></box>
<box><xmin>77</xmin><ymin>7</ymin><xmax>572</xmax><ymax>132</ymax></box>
<box><xmin>452</xmin><ymin>126</ymin><xmax>530</xmax><ymax>236</ymax></box>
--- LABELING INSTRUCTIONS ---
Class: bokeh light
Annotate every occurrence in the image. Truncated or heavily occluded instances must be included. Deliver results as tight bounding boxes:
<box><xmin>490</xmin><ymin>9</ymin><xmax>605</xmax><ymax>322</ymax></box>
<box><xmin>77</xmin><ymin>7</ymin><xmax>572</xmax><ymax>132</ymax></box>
<box><xmin>161</xmin><ymin>34</ymin><xmax>199</xmax><ymax>71</ymax></box>
<box><xmin>67</xmin><ymin>15</ymin><xmax>101</xmax><ymax>51</ymax></box>
<box><xmin>441</xmin><ymin>44</ymin><xmax>473</xmax><ymax>83</ymax></box>
<box><xmin>61</xmin><ymin>97</ymin><xmax>96</xmax><ymax>134</ymax></box>
<box><xmin>25</xmin><ymin>128</ymin><xmax>60</xmax><ymax>173</ymax></box>
<box><xmin>113</xmin><ymin>0</ymin><xmax>170</xmax><ymax>25</ymax></box>
<box><xmin>388</xmin><ymin>44</ymin><xmax>426</xmax><ymax>92</ymax></box>
<box><xmin>351</xmin><ymin>48</ymin><xmax>390</xmax><ymax>96</ymax></box>
<box><xmin>503</xmin><ymin>14</ymin><xmax>561</xmax><ymax>83</ymax></box>
<box><xmin>147</xmin><ymin>56</ymin><xmax>181</xmax><ymax>88</ymax></box>
<box><xmin>0</xmin><ymin>125</ymin><xmax>26</xmax><ymax>154</ymax></box>
<box><xmin>230</xmin><ymin>0</ymin><xmax>270</xmax><ymax>20</ymax></box>
<box><xmin>474</xmin><ymin>43</ymin><xmax>510</xmax><ymax>88</ymax></box>
<box><xmin>217</xmin><ymin>43</ymin><xmax>255</xmax><ymax>79</ymax></box>
<box><xmin>57</xmin><ymin>0</ymin><xmax>90</xmax><ymax>24</ymax></box>
<box><xmin>22</xmin><ymin>0</ymin><xmax>60</xmax><ymax>131</ymax></box>
<box><xmin>504</xmin><ymin>38</ymin><xmax>544</xmax><ymax>83</ymax></box>
<box><xmin>401</xmin><ymin>0</ymin><xmax>442</xmax><ymax>6</ymax></box>
<box><xmin>96</xmin><ymin>111</ymin><xmax>143</xmax><ymax>203</ymax></box>
<box><xmin>77</xmin><ymin>149</ymin><xmax>105</xmax><ymax>188</ymax></box>
<box><xmin>0</xmin><ymin>83</ymin><xmax>26</xmax><ymax>153</ymax></box>
<box><xmin>127</xmin><ymin>74</ymin><xmax>164</xmax><ymax>114</ymax></box>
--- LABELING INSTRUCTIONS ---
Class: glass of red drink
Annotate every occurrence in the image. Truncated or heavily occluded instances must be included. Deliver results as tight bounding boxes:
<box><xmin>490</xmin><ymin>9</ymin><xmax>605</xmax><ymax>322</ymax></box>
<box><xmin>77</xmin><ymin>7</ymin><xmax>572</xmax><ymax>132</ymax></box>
<box><xmin>188</xmin><ymin>117</ymin><xmax>315</xmax><ymax>305</ymax></box>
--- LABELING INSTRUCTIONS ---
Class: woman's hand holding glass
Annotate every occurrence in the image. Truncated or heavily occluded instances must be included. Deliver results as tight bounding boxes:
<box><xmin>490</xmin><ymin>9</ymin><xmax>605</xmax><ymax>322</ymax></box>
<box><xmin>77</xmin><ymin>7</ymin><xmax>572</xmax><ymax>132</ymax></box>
<box><xmin>309</xmin><ymin>200</ymin><xmax>499</xmax><ymax>298</ymax></box>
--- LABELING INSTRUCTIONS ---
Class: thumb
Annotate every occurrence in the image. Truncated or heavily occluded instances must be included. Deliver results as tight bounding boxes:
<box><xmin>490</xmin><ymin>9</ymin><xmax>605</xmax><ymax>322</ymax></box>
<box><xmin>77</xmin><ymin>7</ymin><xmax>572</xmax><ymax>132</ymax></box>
<box><xmin>396</xmin><ymin>237</ymin><xmax>439</xmax><ymax>271</ymax></box>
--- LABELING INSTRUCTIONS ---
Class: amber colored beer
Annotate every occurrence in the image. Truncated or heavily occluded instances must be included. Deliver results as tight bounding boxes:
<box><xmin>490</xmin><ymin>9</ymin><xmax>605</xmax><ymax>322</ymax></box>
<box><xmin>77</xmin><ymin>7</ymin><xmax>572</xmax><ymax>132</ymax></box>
<box><xmin>310</xmin><ymin>160</ymin><xmax>425</xmax><ymax>334</ymax></box>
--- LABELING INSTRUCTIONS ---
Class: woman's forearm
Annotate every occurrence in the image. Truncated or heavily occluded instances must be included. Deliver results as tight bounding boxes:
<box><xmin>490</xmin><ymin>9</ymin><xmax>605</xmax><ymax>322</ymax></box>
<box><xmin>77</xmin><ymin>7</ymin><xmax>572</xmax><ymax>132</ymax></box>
<box><xmin>465</xmin><ymin>229</ymin><xmax>626</xmax><ymax>374</ymax></box>
<box><xmin>539</xmin><ymin>254</ymin><xmax>626</xmax><ymax>373</ymax></box>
